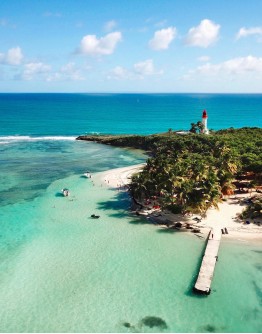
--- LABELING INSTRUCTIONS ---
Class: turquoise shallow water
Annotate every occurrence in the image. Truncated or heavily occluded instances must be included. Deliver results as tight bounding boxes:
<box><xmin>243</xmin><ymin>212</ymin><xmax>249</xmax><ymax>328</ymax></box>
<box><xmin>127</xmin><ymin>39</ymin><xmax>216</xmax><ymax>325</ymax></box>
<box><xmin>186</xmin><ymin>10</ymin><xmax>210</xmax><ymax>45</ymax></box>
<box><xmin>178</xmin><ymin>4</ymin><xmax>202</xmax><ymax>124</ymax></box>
<box><xmin>0</xmin><ymin>167</ymin><xmax>261</xmax><ymax>332</ymax></box>
<box><xmin>0</xmin><ymin>94</ymin><xmax>262</xmax><ymax>332</ymax></box>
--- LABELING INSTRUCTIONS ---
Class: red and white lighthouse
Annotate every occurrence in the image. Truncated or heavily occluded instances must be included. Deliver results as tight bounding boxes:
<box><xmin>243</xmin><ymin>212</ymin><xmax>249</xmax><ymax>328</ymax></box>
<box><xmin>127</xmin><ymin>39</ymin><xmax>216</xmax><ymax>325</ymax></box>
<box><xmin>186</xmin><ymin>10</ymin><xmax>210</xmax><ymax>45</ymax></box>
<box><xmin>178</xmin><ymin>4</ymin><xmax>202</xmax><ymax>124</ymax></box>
<box><xmin>202</xmin><ymin>110</ymin><xmax>209</xmax><ymax>134</ymax></box>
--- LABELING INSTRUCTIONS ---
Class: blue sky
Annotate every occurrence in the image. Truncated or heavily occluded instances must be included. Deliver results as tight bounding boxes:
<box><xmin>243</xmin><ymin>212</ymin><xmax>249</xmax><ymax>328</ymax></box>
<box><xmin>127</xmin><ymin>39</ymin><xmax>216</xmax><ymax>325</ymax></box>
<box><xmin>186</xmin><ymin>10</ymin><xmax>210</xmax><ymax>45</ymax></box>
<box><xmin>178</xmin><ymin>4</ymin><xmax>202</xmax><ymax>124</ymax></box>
<box><xmin>1</xmin><ymin>0</ymin><xmax>262</xmax><ymax>92</ymax></box>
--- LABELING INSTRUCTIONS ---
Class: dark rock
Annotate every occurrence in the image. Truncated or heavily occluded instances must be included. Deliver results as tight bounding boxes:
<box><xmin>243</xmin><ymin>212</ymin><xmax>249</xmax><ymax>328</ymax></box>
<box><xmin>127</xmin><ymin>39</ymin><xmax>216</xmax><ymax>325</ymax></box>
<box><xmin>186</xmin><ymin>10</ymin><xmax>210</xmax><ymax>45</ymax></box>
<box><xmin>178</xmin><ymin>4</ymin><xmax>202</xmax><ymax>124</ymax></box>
<box><xmin>122</xmin><ymin>322</ymin><xmax>131</xmax><ymax>328</ymax></box>
<box><xmin>140</xmin><ymin>316</ymin><xmax>168</xmax><ymax>329</ymax></box>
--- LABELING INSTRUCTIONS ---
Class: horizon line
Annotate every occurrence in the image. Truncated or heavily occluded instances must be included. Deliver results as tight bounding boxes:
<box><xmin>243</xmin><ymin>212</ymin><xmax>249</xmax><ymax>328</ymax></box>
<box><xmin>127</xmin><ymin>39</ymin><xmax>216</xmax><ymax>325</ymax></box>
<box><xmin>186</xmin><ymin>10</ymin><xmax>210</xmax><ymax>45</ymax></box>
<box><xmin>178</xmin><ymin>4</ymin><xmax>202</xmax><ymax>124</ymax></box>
<box><xmin>1</xmin><ymin>92</ymin><xmax>262</xmax><ymax>95</ymax></box>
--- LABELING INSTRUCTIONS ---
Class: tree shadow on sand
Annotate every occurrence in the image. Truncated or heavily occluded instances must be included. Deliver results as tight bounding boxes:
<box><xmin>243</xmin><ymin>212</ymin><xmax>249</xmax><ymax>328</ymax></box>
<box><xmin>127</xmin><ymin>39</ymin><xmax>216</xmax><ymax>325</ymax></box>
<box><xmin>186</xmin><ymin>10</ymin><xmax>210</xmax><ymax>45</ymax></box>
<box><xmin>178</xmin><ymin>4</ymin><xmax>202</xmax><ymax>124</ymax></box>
<box><xmin>96</xmin><ymin>191</ymin><xmax>134</xmax><ymax>219</ymax></box>
<box><xmin>128</xmin><ymin>217</ymin><xmax>154</xmax><ymax>225</ymax></box>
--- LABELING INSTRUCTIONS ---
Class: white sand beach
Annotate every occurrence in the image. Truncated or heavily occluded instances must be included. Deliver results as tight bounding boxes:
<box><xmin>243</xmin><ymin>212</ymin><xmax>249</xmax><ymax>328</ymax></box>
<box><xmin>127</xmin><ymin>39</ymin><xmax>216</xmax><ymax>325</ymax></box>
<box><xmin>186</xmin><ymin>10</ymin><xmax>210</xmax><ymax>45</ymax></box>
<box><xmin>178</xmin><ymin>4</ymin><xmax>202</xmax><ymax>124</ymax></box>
<box><xmin>99</xmin><ymin>164</ymin><xmax>262</xmax><ymax>242</ymax></box>
<box><xmin>100</xmin><ymin>163</ymin><xmax>145</xmax><ymax>188</ymax></box>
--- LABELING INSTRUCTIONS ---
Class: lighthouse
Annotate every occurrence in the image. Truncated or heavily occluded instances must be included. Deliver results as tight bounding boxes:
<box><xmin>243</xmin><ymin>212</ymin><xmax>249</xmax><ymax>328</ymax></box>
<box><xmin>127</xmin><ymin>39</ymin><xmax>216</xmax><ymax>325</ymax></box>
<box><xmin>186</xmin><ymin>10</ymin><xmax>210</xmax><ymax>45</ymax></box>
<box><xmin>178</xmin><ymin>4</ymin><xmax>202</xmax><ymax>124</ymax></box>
<box><xmin>202</xmin><ymin>110</ymin><xmax>209</xmax><ymax>134</ymax></box>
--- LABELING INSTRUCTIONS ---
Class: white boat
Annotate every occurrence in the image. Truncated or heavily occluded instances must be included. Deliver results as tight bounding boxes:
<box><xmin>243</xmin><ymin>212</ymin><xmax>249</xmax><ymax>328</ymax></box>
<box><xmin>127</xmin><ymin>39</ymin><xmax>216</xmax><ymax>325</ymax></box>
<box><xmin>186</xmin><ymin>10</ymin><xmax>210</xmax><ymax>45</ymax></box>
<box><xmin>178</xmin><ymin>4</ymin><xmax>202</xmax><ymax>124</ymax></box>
<box><xmin>61</xmin><ymin>188</ymin><xmax>70</xmax><ymax>196</ymax></box>
<box><xmin>84</xmin><ymin>171</ymin><xmax>91</xmax><ymax>178</ymax></box>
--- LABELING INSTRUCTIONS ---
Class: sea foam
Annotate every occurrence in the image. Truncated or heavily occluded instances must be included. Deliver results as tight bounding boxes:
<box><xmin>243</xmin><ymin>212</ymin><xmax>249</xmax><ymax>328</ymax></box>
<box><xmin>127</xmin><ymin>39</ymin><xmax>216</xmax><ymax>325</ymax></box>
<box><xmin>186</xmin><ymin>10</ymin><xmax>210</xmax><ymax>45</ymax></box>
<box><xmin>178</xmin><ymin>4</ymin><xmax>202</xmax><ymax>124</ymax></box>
<box><xmin>0</xmin><ymin>135</ymin><xmax>77</xmax><ymax>143</ymax></box>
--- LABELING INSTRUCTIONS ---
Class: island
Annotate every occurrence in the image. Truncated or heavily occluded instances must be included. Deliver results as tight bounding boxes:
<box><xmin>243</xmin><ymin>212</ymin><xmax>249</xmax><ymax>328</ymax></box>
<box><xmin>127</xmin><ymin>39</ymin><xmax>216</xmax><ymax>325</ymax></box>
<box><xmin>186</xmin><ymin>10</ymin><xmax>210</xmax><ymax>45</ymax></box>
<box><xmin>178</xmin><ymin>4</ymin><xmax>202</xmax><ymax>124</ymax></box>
<box><xmin>77</xmin><ymin>127</ymin><xmax>262</xmax><ymax>239</ymax></box>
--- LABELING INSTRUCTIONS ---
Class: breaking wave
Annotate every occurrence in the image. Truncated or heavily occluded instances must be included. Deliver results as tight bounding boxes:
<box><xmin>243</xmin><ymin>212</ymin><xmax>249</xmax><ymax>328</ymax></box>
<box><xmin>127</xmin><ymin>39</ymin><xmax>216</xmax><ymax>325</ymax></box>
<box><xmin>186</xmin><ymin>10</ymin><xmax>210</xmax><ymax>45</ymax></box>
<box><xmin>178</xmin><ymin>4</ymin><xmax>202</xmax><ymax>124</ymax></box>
<box><xmin>0</xmin><ymin>135</ymin><xmax>77</xmax><ymax>144</ymax></box>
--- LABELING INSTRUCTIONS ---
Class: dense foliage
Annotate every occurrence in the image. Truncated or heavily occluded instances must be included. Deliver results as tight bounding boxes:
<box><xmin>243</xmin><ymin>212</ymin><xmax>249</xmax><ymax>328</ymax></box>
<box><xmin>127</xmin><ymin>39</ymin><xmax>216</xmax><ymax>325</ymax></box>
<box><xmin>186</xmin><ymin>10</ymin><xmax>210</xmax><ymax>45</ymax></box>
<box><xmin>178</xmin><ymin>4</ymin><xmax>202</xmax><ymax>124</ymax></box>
<box><xmin>77</xmin><ymin>127</ymin><xmax>262</xmax><ymax>216</ymax></box>
<box><xmin>215</xmin><ymin>127</ymin><xmax>262</xmax><ymax>174</ymax></box>
<box><xmin>130</xmin><ymin>135</ymin><xmax>239</xmax><ymax>215</ymax></box>
<box><xmin>241</xmin><ymin>196</ymin><xmax>262</xmax><ymax>220</ymax></box>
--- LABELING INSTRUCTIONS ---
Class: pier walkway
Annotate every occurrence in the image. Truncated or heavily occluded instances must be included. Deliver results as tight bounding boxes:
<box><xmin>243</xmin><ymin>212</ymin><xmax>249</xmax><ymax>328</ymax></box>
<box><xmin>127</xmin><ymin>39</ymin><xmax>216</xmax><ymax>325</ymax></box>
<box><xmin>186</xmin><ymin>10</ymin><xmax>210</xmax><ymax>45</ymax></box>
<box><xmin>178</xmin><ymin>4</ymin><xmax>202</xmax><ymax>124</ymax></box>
<box><xmin>193</xmin><ymin>228</ymin><xmax>222</xmax><ymax>295</ymax></box>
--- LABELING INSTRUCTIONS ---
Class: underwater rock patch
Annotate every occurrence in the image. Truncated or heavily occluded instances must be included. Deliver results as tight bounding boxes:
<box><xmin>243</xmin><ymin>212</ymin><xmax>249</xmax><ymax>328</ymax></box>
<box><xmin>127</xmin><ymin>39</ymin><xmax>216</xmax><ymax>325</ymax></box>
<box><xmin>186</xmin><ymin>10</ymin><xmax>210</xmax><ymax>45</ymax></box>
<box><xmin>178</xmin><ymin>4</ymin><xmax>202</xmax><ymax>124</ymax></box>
<box><xmin>140</xmin><ymin>316</ymin><xmax>168</xmax><ymax>329</ymax></box>
<box><xmin>203</xmin><ymin>324</ymin><xmax>216</xmax><ymax>332</ymax></box>
<box><xmin>122</xmin><ymin>322</ymin><xmax>131</xmax><ymax>328</ymax></box>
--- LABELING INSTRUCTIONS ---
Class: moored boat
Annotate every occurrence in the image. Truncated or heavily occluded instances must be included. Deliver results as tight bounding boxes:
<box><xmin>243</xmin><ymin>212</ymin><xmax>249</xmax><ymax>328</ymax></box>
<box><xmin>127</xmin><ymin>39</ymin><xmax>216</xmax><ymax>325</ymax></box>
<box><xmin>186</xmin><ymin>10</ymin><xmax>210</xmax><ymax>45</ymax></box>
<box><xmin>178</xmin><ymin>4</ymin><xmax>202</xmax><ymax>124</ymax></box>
<box><xmin>61</xmin><ymin>188</ymin><xmax>70</xmax><ymax>196</ymax></box>
<box><xmin>91</xmin><ymin>214</ymin><xmax>100</xmax><ymax>219</ymax></box>
<box><xmin>84</xmin><ymin>171</ymin><xmax>91</xmax><ymax>178</ymax></box>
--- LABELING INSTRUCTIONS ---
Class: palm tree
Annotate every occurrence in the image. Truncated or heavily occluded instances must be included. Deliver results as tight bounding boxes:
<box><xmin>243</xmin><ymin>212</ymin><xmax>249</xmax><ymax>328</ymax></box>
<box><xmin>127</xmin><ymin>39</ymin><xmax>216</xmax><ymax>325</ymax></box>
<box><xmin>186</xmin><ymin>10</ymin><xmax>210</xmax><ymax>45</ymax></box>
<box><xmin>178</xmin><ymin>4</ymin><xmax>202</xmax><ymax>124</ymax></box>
<box><xmin>190</xmin><ymin>121</ymin><xmax>204</xmax><ymax>134</ymax></box>
<box><xmin>130</xmin><ymin>136</ymin><xmax>236</xmax><ymax>216</ymax></box>
<box><xmin>196</xmin><ymin>121</ymin><xmax>204</xmax><ymax>133</ymax></box>
<box><xmin>190</xmin><ymin>123</ymin><xmax>198</xmax><ymax>133</ymax></box>
<box><xmin>213</xmin><ymin>143</ymin><xmax>238</xmax><ymax>196</ymax></box>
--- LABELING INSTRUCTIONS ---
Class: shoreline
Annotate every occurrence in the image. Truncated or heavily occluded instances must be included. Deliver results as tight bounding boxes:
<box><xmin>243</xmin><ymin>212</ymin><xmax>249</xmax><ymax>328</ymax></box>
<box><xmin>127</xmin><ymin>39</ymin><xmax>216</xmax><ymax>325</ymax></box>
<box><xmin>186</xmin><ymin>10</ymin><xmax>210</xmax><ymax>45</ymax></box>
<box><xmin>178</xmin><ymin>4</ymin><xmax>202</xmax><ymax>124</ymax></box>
<box><xmin>98</xmin><ymin>164</ymin><xmax>262</xmax><ymax>243</ymax></box>
<box><xmin>98</xmin><ymin>163</ymin><xmax>146</xmax><ymax>188</ymax></box>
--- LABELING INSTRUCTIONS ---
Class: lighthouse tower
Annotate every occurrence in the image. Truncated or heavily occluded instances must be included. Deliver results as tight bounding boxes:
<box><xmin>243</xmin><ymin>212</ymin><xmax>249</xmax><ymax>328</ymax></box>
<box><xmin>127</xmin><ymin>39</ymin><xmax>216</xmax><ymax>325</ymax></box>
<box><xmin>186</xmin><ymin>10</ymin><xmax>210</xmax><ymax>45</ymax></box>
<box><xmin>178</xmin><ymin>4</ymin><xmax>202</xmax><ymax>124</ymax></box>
<box><xmin>202</xmin><ymin>110</ymin><xmax>209</xmax><ymax>134</ymax></box>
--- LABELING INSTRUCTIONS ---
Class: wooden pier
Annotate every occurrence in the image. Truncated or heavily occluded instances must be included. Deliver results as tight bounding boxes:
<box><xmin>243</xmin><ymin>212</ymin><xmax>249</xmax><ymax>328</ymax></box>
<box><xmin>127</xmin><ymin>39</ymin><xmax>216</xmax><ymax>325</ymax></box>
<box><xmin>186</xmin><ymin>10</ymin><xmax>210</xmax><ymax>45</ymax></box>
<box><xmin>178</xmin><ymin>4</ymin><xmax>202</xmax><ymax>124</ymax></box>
<box><xmin>193</xmin><ymin>229</ymin><xmax>222</xmax><ymax>295</ymax></box>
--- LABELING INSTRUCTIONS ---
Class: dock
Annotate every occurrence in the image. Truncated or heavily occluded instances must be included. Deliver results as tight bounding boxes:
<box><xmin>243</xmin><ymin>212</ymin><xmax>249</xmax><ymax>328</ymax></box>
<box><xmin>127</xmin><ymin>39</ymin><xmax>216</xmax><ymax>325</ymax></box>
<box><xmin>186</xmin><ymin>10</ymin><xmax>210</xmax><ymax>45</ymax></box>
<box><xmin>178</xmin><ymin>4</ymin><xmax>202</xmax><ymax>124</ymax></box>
<box><xmin>193</xmin><ymin>229</ymin><xmax>222</xmax><ymax>295</ymax></box>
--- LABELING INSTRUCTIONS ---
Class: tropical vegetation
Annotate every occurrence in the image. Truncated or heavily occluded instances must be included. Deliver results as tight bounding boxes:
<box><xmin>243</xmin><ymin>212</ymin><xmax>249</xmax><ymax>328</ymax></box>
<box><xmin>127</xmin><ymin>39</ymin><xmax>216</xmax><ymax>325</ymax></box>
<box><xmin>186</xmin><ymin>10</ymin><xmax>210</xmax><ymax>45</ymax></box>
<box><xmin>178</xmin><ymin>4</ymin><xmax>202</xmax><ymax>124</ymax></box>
<box><xmin>240</xmin><ymin>196</ymin><xmax>262</xmax><ymax>220</ymax></box>
<box><xmin>129</xmin><ymin>135</ymin><xmax>239</xmax><ymax>216</ymax></box>
<box><xmin>77</xmin><ymin>127</ymin><xmax>262</xmax><ymax>216</ymax></box>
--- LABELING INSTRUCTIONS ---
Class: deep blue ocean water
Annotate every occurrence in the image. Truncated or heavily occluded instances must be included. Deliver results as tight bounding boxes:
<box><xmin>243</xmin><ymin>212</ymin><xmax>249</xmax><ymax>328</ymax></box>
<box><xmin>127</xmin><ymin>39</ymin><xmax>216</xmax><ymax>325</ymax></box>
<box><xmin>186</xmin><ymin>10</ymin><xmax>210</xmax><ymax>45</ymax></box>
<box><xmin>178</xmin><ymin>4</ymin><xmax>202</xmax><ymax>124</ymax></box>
<box><xmin>0</xmin><ymin>94</ymin><xmax>261</xmax><ymax>332</ymax></box>
<box><xmin>0</xmin><ymin>93</ymin><xmax>261</xmax><ymax>136</ymax></box>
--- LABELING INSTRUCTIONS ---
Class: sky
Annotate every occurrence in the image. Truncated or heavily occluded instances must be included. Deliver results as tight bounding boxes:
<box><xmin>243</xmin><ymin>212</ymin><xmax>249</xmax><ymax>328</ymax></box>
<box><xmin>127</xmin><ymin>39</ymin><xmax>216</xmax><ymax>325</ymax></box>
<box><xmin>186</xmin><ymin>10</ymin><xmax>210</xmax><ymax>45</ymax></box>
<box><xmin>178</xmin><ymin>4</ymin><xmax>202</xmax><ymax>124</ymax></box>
<box><xmin>1</xmin><ymin>0</ymin><xmax>262</xmax><ymax>93</ymax></box>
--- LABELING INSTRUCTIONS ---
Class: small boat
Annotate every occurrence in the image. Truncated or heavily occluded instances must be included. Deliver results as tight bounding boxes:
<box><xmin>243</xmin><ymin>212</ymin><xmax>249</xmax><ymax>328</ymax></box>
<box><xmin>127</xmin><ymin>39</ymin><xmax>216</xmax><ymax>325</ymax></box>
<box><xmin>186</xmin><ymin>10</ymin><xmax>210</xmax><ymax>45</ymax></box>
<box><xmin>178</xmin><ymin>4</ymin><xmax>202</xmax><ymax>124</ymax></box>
<box><xmin>91</xmin><ymin>214</ymin><xmax>100</xmax><ymax>219</ymax></box>
<box><xmin>61</xmin><ymin>188</ymin><xmax>70</xmax><ymax>197</ymax></box>
<box><xmin>83</xmin><ymin>171</ymin><xmax>91</xmax><ymax>178</ymax></box>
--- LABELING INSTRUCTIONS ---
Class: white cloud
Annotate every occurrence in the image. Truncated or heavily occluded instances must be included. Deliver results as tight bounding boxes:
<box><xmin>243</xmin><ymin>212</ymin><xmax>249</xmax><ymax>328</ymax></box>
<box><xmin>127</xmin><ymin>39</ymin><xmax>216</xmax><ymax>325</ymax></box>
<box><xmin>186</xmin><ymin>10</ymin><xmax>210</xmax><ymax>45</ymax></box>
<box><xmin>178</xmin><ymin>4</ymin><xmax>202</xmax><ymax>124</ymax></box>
<box><xmin>6</xmin><ymin>47</ymin><xmax>23</xmax><ymax>65</ymax></box>
<box><xmin>46</xmin><ymin>62</ymin><xmax>85</xmax><ymax>82</ymax></box>
<box><xmin>79</xmin><ymin>31</ymin><xmax>122</xmax><ymax>56</ymax></box>
<box><xmin>185</xmin><ymin>19</ymin><xmax>220</xmax><ymax>48</ymax></box>
<box><xmin>60</xmin><ymin>62</ymin><xmax>84</xmax><ymax>80</ymax></box>
<box><xmin>236</xmin><ymin>26</ymin><xmax>262</xmax><ymax>40</ymax></box>
<box><xmin>193</xmin><ymin>55</ymin><xmax>262</xmax><ymax>76</ymax></box>
<box><xmin>0</xmin><ymin>47</ymin><xmax>23</xmax><ymax>65</ymax></box>
<box><xmin>198</xmin><ymin>56</ymin><xmax>210</xmax><ymax>62</ymax></box>
<box><xmin>149</xmin><ymin>26</ymin><xmax>177</xmax><ymax>50</ymax></box>
<box><xmin>223</xmin><ymin>56</ymin><xmax>262</xmax><ymax>73</ymax></box>
<box><xmin>107</xmin><ymin>66</ymin><xmax>130</xmax><ymax>80</ymax></box>
<box><xmin>154</xmin><ymin>20</ymin><xmax>168</xmax><ymax>28</ymax></box>
<box><xmin>22</xmin><ymin>62</ymin><xmax>51</xmax><ymax>80</ymax></box>
<box><xmin>108</xmin><ymin>60</ymin><xmax>163</xmax><ymax>80</ymax></box>
<box><xmin>133</xmin><ymin>59</ymin><xmax>163</xmax><ymax>77</ymax></box>
<box><xmin>104</xmin><ymin>20</ymin><xmax>117</xmax><ymax>32</ymax></box>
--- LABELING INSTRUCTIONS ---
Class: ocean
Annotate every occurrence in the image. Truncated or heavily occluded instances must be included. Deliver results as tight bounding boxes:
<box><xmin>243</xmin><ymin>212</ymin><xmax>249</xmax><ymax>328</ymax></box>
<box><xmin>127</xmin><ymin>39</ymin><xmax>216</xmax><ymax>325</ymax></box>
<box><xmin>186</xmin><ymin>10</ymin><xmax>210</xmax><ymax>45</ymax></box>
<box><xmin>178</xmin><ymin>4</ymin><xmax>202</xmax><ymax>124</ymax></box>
<box><xmin>1</xmin><ymin>93</ymin><xmax>262</xmax><ymax>136</ymax></box>
<box><xmin>0</xmin><ymin>93</ymin><xmax>261</xmax><ymax>332</ymax></box>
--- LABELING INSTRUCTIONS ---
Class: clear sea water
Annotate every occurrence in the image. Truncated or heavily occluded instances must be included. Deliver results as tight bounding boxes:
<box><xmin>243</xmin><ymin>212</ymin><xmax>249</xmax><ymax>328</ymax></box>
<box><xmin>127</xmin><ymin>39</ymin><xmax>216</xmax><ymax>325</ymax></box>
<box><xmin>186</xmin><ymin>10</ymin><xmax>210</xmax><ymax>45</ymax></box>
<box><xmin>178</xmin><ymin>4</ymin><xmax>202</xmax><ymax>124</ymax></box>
<box><xmin>0</xmin><ymin>93</ymin><xmax>261</xmax><ymax>333</ymax></box>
